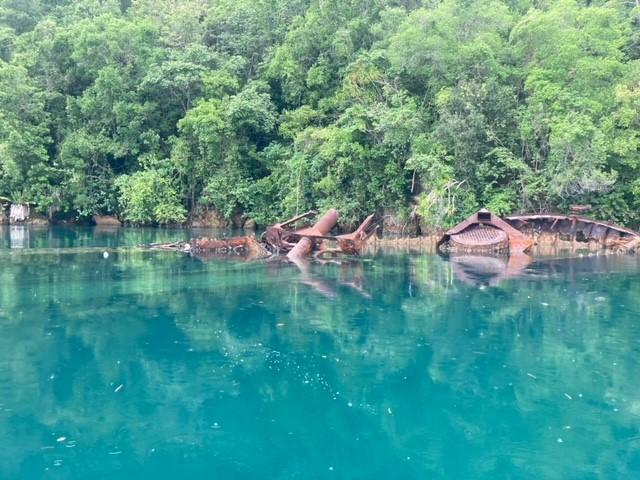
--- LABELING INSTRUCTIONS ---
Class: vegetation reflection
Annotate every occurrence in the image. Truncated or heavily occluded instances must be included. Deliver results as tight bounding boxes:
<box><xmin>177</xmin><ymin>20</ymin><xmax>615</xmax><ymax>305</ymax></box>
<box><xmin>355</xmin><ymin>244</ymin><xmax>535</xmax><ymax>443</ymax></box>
<box><xmin>0</xmin><ymin>252</ymin><xmax>639</xmax><ymax>477</ymax></box>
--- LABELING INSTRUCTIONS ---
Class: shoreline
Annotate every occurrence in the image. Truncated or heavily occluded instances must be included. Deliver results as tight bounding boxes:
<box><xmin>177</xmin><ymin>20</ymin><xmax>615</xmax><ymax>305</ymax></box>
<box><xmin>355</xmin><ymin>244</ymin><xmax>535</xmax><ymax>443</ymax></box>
<box><xmin>2</xmin><ymin>224</ymin><xmax>637</xmax><ymax>257</ymax></box>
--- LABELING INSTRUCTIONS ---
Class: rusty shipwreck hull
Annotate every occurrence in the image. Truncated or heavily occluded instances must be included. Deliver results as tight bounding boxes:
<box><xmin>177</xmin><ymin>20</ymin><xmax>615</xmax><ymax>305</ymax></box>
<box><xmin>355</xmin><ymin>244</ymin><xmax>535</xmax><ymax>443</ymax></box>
<box><xmin>148</xmin><ymin>235</ymin><xmax>271</xmax><ymax>261</ymax></box>
<box><xmin>505</xmin><ymin>214</ymin><xmax>640</xmax><ymax>252</ymax></box>
<box><xmin>438</xmin><ymin>209</ymin><xmax>640</xmax><ymax>255</ymax></box>
<box><xmin>437</xmin><ymin>209</ymin><xmax>533</xmax><ymax>255</ymax></box>
<box><xmin>189</xmin><ymin>236</ymin><xmax>271</xmax><ymax>259</ymax></box>
<box><xmin>146</xmin><ymin>209</ymin><xmax>378</xmax><ymax>261</ymax></box>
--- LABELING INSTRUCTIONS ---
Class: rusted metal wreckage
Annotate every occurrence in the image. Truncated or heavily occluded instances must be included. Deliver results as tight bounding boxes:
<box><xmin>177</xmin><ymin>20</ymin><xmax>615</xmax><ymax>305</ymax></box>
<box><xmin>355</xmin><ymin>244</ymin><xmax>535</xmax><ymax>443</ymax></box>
<box><xmin>437</xmin><ymin>209</ymin><xmax>533</xmax><ymax>255</ymax></box>
<box><xmin>504</xmin><ymin>213</ymin><xmax>640</xmax><ymax>251</ymax></box>
<box><xmin>149</xmin><ymin>209</ymin><xmax>378</xmax><ymax>260</ymax></box>
<box><xmin>149</xmin><ymin>206</ymin><xmax>639</xmax><ymax>261</ymax></box>
<box><xmin>437</xmin><ymin>208</ymin><xmax>640</xmax><ymax>255</ymax></box>
<box><xmin>263</xmin><ymin>209</ymin><xmax>377</xmax><ymax>258</ymax></box>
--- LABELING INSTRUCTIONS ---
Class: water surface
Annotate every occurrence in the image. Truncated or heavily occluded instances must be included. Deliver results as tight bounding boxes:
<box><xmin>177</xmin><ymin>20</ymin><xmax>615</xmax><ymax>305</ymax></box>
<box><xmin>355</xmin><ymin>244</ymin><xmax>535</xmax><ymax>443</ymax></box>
<box><xmin>1</xmin><ymin>227</ymin><xmax>639</xmax><ymax>479</ymax></box>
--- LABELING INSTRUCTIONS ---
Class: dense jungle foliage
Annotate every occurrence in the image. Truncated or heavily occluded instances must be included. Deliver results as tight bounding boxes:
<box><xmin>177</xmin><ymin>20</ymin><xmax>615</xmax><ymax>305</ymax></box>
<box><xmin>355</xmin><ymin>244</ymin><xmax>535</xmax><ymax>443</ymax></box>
<box><xmin>0</xmin><ymin>0</ymin><xmax>639</xmax><ymax>228</ymax></box>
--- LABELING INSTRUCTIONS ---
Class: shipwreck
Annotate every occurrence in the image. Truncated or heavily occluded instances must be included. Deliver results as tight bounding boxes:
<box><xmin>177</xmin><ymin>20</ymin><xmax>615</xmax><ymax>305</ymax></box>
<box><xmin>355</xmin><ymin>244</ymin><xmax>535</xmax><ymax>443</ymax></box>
<box><xmin>438</xmin><ymin>208</ymin><xmax>640</xmax><ymax>255</ymax></box>
<box><xmin>505</xmin><ymin>213</ymin><xmax>640</xmax><ymax>252</ymax></box>
<box><xmin>148</xmin><ymin>209</ymin><xmax>378</xmax><ymax>261</ymax></box>
<box><xmin>437</xmin><ymin>209</ymin><xmax>533</xmax><ymax>255</ymax></box>
<box><xmin>149</xmin><ymin>206</ymin><xmax>640</xmax><ymax>261</ymax></box>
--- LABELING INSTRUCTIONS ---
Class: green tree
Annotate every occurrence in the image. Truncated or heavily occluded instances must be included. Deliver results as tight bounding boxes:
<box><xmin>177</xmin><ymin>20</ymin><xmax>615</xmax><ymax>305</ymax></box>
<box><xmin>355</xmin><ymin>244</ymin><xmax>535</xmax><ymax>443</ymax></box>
<box><xmin>1</xmin><ymin>0</ymin><xmax>640</xmax><ymax>228</ymax></box>
<box><xmin>0</xmin><ymin>61</ymin><xmax>53</xmax><ymax>208</ymax></box>
<box><xmin>115</xmin><ymin>169</ymin><xmax>186</xmax><ymax>224</ymax></box>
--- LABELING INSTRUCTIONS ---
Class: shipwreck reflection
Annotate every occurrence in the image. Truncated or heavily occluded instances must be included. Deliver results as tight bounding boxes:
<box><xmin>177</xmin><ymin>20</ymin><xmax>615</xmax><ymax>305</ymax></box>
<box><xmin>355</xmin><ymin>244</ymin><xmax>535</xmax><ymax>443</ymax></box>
<box><xmin>289</xmin><ymin>256</ymin><xmax>338</xmax><ymax>299</ymax></box>
<box><xmin>446</xmin><ymin>253</ymin><xmax>533</xmax><ymax>287</ymax></box>
<box><xmin>288</xmin><ymin>257</ymin><xmax>372</xmax><ymax>299</ymax></box>
<box><xmin>446</xmin><ymin>251</ymin><xmax>640</xmax><ymax>287</ymax></box>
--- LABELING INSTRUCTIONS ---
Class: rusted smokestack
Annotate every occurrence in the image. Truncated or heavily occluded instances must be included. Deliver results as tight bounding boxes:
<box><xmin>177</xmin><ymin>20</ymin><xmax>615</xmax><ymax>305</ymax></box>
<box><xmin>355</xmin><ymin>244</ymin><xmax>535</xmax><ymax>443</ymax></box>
<box><xmin>287</xmin><ymin>209</ymin><xmax>339</xmax><ymax>259</ymax></box>
<box><xmin>311</xmin><ymin>208</ymin><xmax>339</xmax><ymax>235</ymax></box>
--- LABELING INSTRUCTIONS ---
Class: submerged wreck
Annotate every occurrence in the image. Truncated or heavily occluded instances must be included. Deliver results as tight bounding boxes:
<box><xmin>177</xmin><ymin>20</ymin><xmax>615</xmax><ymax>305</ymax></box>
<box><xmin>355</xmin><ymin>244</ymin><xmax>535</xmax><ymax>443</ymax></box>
<box><xmin>263</xmin><ymin>209</ymin><xmax>377</xmax><ymax>258</ymax></box>
<box><xmin>148</xmin><ymin>235</ymin><xmax>271</xmax><ymax>261</ymax></box>
<box><xmin>150</xmin><ymin>206</ymin><xmax>639</xmax><ymax>261</ymax></box>
<box><xmin>148</xmin><ymin>209</ymin><xmax>378</xmax><ymax>261</ymax></box>
<box><xmin>437</xmin><ymin>209</ymin><xmax>533</xmax><ymax>255</ymax></box>
<box><xmin>438</xmin><ymin>208</ymin><xmax>640</xmax><ymax>255</ymax></box>
<box><xmin>505</xmin><ymin>213</ymin><xmax>640</xmax><ymax>252</ymax></box>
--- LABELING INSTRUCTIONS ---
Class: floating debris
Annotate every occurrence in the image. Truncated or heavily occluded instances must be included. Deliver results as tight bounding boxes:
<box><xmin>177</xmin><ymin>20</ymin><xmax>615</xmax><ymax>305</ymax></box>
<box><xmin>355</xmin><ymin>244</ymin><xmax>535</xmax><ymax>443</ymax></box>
<box><xmin>114</xmin><ymin>384</ymin><xmax>124</xmax><ymax>393</ymax></box>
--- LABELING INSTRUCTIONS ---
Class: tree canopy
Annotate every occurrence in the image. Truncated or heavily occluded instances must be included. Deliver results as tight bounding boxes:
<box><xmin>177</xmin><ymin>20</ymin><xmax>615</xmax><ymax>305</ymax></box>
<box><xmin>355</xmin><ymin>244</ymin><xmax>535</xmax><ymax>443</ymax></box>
<box><xmin>0</xmin><ymin>0</ymin><xmax>639</xmax><ymax>228</ymax></box>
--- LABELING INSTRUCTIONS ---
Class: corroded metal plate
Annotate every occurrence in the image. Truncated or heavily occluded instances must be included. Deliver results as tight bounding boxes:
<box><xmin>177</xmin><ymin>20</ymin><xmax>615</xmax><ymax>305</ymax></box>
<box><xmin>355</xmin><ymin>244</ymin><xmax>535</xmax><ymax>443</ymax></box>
<box><xmin>450</xmin><ymin>225</ymin><xmax>508</xmax><ymax>248</ymax></box>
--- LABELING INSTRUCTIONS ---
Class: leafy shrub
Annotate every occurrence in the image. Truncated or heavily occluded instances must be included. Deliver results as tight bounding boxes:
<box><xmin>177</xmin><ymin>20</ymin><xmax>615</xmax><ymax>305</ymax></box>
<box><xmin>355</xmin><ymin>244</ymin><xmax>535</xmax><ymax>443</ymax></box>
<box><xmin>115</xmin><ymin>170</ymin><xmax>186</xmax><ymax>225</ymax></box>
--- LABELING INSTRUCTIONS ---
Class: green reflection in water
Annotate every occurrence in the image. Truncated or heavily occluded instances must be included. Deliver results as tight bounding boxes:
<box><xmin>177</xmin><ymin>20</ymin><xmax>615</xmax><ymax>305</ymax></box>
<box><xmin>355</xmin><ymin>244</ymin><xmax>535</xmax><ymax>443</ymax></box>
<box><xmin>0</xmin><ymin>225</ymin><xmax>238</xmax><ymax>250</ymax></box>
<box><xmin>0</xmin><ymin>229</ymin><xmax>639</xmax><ymax>479</ymax></box>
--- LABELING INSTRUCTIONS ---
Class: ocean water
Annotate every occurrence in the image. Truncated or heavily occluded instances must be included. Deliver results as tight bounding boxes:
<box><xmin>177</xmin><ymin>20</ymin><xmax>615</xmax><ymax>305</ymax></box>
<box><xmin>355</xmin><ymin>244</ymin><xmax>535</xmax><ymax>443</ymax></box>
<box><xmin>1</xmin><ymin>226</ymin><xmax>639</xmax><ymax>479</ymax></box>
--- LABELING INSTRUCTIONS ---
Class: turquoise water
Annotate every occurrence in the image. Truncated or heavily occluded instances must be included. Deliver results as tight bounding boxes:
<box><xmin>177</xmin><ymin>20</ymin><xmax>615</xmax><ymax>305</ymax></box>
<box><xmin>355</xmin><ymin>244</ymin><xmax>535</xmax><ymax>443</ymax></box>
<box><xmin>1</xmin><ymin>227</ymin><xmax>640</xmax><ymax>479</ymax></box>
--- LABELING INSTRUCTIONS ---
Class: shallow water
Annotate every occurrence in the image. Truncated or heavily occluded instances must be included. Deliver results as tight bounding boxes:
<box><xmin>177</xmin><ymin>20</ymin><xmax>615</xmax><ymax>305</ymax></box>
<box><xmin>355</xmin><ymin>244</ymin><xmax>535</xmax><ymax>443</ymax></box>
<box><xmin>1</xmin><ymin>227</ymin><xmax>640</xmax><ymax>479</ymax></box>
